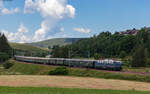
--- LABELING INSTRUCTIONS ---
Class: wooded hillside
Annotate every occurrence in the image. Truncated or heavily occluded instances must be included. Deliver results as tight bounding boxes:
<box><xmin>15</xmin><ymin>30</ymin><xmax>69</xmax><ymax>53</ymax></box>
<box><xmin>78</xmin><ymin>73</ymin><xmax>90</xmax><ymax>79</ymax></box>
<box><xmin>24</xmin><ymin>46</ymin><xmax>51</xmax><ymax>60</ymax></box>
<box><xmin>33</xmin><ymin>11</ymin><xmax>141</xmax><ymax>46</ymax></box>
<box><xmin>52</xmin><ymin>28</ymin><xmax>150</xmax><ymax>67</ymax></box>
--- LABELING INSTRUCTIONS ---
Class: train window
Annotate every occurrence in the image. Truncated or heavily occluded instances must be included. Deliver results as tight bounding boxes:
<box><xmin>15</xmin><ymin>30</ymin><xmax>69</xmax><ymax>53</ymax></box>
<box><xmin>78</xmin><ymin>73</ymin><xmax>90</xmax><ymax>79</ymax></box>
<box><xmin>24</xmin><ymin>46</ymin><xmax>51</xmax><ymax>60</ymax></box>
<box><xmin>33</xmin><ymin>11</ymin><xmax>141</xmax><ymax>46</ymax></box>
<box><xmin>114</xmin><ymin>62</ymin><xmax>122</xmax><ymax>66</ymax></box>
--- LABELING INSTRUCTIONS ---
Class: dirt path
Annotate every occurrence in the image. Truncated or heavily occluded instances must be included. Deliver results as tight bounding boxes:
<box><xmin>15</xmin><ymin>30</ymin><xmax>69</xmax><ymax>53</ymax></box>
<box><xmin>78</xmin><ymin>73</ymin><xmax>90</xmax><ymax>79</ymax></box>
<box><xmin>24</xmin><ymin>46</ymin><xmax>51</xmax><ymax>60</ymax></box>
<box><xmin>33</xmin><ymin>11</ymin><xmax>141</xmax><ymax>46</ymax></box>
<box><xmin>0</xmin><ymin>75</ymin><xmax>150</xmax><ymax>91</ymax></box>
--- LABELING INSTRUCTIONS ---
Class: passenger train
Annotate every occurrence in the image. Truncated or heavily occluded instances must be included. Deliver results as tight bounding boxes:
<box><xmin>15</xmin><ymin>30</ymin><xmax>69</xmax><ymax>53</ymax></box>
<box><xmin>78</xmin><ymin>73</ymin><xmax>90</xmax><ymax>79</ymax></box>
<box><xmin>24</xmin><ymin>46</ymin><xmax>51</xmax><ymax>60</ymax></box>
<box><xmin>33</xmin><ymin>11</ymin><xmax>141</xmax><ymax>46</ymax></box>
<box><xmin>14</xmin><ymin>56</ymin><xmax>122</xmax><ymax>71</ymax></box>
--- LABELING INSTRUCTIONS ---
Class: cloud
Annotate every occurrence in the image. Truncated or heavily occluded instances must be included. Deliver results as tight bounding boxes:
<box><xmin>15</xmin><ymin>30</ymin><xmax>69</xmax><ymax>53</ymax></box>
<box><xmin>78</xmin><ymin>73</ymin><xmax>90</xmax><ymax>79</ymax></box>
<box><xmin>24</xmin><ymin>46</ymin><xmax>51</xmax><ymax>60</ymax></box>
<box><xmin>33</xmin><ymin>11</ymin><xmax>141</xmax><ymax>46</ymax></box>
<box><xmin>24</xmin><ymin>0</ymin><xmax>75</xmax><ymax>18</ymax></box>
<box><xmin>1</xmin><ymin>24</ymin><xmax>30</xmax><ymax>43</ymax></box>
<box><xmin>0</xmin><ymin>2</ymin><xmax>2</xmax><ymax>8</ymax></box>
<box><xmin>18</xmin><ymin>24</ymin><xmax>29</xmax><ymax>33</ymax></box>
<box><xmin>0</xmin><ymin>1</ymin><xmax>3</xmax><ymax>8</ymax></box>
<box><xmin>24</xmin><ymin>0</ymin><xmax>75</xmax><ymax>41</ymax></box>
<box><xmin>1</xmin><ymin>0</ymin><xmax>75</xmax><ymax>43</ymax></box>
<box><xmin>60</xmin><ymin>27</ymin><xmax>64</xmax><ymax>32</ymax></box>
<box><xmin>73</xmin><ymin>28</ymin><xmax>91</xmax><ymax>33</ymax></box>
<box><xmin>1</xmin><ymin>8</ymin><xmax>19</xmax><ymax>14</ymax></box>
<box><xmin>0</xmin><ymin>1</ymin><xmax>19</xmax><ymax>15</ymax></box>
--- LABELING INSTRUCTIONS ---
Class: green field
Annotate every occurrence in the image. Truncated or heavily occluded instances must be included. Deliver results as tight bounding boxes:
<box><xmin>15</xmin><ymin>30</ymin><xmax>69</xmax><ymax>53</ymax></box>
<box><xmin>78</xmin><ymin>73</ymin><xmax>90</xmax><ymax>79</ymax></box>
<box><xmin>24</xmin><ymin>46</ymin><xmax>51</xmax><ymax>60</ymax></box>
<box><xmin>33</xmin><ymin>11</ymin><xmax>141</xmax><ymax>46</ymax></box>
<box><xmin>0</xmin><ymin>87</ymin><xmax>149</xmax><ymax>94</ymax></box>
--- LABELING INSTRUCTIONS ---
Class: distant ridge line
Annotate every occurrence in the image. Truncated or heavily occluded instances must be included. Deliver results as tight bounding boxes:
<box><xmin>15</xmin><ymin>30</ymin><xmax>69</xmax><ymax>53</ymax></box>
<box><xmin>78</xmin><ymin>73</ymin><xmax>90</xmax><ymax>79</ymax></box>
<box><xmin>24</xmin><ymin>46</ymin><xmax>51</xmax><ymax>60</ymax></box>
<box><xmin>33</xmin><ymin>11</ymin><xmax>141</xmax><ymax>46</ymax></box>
<box><xmin>27</xmin><ymin>38</ymin><xmax>87</xmax><ymax>48</ymax></box>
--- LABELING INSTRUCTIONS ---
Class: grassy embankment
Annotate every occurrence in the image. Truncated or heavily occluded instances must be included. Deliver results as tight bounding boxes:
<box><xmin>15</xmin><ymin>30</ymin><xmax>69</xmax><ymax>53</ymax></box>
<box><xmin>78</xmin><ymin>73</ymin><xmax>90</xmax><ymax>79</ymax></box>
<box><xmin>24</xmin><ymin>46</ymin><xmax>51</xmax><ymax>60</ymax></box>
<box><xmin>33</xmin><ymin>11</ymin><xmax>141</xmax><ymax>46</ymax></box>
<box><xmin>9</xmin><ymin>42</ymin><xmax>49</xmax><ymax>53</ymax></box>
<box><xmin>123</xmin><ymin>66</ymin><xmax>150</xmax><ymax>73</ymax></box>
<box><xmin>0</xmin><ymin>87</ymin><xmax>149</xmax><ymax>94</ymax></box>
<box><xmin>27</xmin><ymin>38</ymin><xmax>83</xmax><ymax>48</ymax></box>
<box><xmin>1</xmin><ymin>60</ymin><xmax>150</xmax><ymax>83</ymax></box>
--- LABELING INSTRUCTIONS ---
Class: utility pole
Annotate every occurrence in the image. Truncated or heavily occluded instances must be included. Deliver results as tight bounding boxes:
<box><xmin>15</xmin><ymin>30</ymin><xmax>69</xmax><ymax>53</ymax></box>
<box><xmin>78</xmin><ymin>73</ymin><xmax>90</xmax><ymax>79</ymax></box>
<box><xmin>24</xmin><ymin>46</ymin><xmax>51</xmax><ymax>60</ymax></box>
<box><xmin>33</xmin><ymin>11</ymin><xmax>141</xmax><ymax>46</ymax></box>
<box><xmin>88</xmin><ymin>51</ymin><xmax>90</xmax><ymax>58</ymax></box>
<box><xmin>68</xmin><ymin>50</ymin><xmax>71</xmax><ymax>67</ymax></box>
<box><xmin>68</xmin><ymin>46</ymin><xmax>72</xmax><ymax>59</ymax></box>
<box><xmin>12</xmin><ymin>49</ymin><xmax>14</xmax><ymax>57</ymax></box>
<box><xmin>68</xmin><ymin>50</ymin><xmax>70</xmax><ymax>58</ymax></box>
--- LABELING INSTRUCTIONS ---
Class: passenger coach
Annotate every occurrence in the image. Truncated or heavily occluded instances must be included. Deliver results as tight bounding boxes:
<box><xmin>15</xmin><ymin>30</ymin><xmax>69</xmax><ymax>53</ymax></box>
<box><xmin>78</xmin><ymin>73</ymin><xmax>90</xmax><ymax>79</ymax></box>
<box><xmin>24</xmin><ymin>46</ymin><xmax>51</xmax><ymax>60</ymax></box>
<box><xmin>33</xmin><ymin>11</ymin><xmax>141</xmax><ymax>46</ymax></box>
<box><xmin>14</xmin><ymin>56</ymin><xmax>122</xmax><ymax>71</ymax></box>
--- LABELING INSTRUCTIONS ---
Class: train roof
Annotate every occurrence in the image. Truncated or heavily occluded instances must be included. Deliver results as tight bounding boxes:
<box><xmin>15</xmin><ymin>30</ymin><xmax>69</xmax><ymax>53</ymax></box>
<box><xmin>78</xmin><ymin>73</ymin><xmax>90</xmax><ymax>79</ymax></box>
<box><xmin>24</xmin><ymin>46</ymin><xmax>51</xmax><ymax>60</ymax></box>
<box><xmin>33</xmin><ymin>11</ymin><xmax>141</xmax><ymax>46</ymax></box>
<box><xmin>15</xmin><ymin>56</ymin><xmax>122</xmax><ymax>63</ymax></box>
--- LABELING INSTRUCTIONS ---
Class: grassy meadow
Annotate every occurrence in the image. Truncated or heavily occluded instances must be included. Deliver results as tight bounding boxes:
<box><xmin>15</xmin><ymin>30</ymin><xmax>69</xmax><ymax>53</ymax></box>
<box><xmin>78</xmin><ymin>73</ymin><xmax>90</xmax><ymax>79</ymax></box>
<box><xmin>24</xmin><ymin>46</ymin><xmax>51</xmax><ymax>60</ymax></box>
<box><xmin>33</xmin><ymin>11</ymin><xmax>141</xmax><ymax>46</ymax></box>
<box><xmin>0</xmin><ymin>87</ymin><xmax>149</xmax><ymax>94</ymax></box>
<box><xmin>10</xmin><ymin>43</ymin><xmax>48</xmax><ymax>53</ymax></box>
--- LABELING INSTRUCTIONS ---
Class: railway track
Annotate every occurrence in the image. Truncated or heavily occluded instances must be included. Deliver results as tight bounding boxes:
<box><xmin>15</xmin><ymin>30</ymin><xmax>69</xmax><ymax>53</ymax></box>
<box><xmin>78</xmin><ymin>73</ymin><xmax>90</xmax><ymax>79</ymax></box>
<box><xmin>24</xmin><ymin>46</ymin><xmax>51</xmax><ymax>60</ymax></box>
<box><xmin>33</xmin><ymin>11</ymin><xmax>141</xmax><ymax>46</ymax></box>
<box><xmin>16</xmin><ymin>60</ymin><xmax>150</xmax><ymax>76</ymax></box>
<box><xmin>14</xmin><ymin>56</ymin><xmax>123</xmax><ymax>71</ymax></box>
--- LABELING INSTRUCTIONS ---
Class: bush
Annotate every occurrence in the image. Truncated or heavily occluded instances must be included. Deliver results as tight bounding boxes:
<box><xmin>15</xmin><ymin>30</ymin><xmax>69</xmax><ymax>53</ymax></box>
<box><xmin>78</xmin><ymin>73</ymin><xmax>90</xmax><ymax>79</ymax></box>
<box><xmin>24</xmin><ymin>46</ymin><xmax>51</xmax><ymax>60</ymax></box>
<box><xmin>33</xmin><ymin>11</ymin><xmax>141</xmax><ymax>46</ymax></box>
<box><xmin>94</xmin><ymin>53</ymin><xmax>101</xmax><ymax>60</ymax></box>
<box><xmin>123</xmin><ymin>60</ymin><xmax>132</xmax><ymax>67</ymax></box>
<box><xmin>3</xmin><ymin>61</ymin><xmax>14</xmax><ymax>69</ymax></box>
<box><xmin>48</xmin><ymin>67</ymin><xmax>69</xmax><ymax>75</ymax></box>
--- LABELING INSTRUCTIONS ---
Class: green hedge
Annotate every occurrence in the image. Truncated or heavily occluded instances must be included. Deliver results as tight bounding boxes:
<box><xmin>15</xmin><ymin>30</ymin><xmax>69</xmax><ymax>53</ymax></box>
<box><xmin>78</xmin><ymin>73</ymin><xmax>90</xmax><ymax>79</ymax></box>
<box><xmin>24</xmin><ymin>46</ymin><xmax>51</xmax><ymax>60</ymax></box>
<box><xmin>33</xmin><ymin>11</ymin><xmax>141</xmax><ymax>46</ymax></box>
<box><xmin>3</xmin><ymin>61</ymin><xmax>14</xmax><ymax>69</ymax></box>
<box><xmin>48</xmin><ymin>67</ymin><xmax>69</xmax><ymax>75</ymax></box>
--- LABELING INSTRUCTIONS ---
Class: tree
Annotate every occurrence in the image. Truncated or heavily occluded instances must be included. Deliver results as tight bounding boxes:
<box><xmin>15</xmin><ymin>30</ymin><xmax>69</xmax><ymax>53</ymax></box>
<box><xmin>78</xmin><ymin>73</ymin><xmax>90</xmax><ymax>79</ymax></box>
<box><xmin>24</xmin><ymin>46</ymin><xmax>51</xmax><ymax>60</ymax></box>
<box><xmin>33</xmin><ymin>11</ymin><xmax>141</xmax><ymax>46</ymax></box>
<box><xmin>132</xmin><ymin>45</ymin><xmax>146</xmax><ymax>67</ymax></box>
<box><xmin>94</xmin><ymin>53</ymin><xmax>101</xmax><ymax>60</ymax></box>
<box><xmin>0</xmin><ymin>33</ymin><xmax>12</xmax><ymax>62</ymax></box>
<box><xmin>0</xmin><ymin>34</ymin><xmax>12</xmax><ymax>55</ymax></box>
<box><xmin>52</xmin><ymin>46</ymin><xmax>69</xmax><ymax>58</ymax></box>
<box><xmin>0</xmin><ymin>52</ymin><xmax>9</xmax><ymax>63</ymax></box>
<box><xmin>119</xmin><ymin>51</ymin><xmax>127</xmax><ymax>58</ymax></box>
<box><xmin>144</xmin><ymin>48</ymin><xmax>150</xmax><ymax>66</ymax></box>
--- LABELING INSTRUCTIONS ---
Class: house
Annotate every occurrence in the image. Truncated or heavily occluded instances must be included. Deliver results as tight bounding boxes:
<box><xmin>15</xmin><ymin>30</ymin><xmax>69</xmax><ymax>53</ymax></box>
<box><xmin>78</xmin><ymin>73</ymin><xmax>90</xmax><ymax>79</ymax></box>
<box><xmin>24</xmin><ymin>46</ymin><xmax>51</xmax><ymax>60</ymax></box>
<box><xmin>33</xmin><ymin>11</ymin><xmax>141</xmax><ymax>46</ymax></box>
<box><xmin>119</xmin><ymin>28</ymin><xmax>138</xmax><ymax>35</ymax></box>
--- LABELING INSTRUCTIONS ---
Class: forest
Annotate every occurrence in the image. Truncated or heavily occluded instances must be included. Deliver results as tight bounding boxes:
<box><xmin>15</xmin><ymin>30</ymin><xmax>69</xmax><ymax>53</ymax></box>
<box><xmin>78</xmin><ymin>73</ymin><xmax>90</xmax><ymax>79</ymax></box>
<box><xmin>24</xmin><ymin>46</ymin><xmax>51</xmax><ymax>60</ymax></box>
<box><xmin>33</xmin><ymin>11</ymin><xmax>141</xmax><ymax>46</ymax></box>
<box><xmin>52</xmin><ymin>27</ymin><xmax>150</xmax><ymax>67</ymax></box>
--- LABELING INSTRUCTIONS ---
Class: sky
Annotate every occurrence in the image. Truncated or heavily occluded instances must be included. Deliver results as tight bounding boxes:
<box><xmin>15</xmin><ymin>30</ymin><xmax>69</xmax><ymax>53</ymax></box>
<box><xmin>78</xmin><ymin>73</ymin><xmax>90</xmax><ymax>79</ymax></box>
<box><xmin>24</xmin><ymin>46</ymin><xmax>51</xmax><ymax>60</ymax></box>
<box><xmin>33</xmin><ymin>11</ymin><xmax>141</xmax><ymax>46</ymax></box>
<box><xmin>0</xmin><ymin>0</ymin><xmax>150</xmax><ymax>43</ymax></box>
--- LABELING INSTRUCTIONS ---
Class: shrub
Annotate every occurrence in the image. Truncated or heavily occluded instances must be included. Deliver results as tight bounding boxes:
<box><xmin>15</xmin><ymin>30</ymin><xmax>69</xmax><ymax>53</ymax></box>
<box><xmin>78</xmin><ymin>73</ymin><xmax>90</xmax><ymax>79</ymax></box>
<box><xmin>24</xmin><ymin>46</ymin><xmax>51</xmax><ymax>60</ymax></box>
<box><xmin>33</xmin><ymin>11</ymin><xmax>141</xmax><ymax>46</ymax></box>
<box><xmin>123</xmin><ymin>60</ymin><xmax>132</xmax><ymax>67</ymax></box>
<box><xmin>3</xmin><ymin>61</ymin><xmax>14</xmax><ymax>69</ymax></box>
<box><xmin>94</xmin><ymin>53</ymin><xmax>101</xmax><ymax>60</ymax></box>
<box><xmin>48</xmin><ymin>67</ymin><xmax>69</xmax><ymax>75</ymax></box>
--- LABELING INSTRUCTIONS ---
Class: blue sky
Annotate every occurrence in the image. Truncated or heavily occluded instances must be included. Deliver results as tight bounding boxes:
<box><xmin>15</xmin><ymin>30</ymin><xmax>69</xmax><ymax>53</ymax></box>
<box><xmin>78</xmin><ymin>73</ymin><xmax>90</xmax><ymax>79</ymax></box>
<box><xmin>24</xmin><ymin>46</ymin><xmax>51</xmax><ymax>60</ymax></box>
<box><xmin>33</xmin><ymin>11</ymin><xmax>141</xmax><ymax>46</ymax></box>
<box><xmin>0</xmin><ymin>0</ymin><xmax>150</xmax><ymax>43</ymax></box>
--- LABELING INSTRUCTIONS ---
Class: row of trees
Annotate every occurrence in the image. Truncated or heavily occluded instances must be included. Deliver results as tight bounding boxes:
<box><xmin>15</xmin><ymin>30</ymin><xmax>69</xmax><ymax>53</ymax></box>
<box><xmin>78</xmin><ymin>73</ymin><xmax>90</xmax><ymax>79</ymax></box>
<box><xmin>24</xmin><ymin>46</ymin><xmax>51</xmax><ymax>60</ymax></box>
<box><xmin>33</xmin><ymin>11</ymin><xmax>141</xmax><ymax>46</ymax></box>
<box><xmin>52</xmin><ymin>32</ymin><xmax>136</xmax><ymax>58</ymax></box>
<box><xmin>52</xmin><ymin>28</ymin><xmax>150</xmax><ymax>67</ymax></box>
<box><xmin>132</xmin><ymin>29</ymin><xmax>150</xmax><ymax>67</ymax></box>
<box><xmin>0</xmin><ymin>33</ymin><xmax>12</xmax><ymax>63</ymax></box>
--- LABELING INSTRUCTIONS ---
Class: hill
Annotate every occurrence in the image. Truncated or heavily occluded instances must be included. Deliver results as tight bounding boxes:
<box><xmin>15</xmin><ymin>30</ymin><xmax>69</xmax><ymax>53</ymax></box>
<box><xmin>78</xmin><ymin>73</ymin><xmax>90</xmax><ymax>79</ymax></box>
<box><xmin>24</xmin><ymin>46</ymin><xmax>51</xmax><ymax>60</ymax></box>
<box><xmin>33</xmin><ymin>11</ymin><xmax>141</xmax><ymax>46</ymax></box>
<box><xmin>9</xmin><ymin>43</ymin><xmax>48</xmax><ymax>53</ymax></box>
<box><xmin>27</xmin><ymin>38</ymin><xmax>84</xmax><ymax>48</ymax></box>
